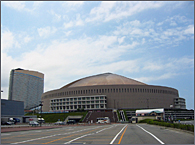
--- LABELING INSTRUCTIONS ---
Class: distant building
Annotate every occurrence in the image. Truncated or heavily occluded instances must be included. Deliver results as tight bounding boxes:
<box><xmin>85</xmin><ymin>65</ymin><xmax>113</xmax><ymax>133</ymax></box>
<box><xmin>1</xmin><ymin>99</ymin><xmax>24</xmax><ymax>117</ymax></box>
<box><xmin>41</xmin><ymin>73</ymin><xmax>186</xmax><ymax>112</ymax></box>
<box><xmin>8</xmin><ymin>68</ymin><xmax>44</xmax><ymax>109</ymax></box>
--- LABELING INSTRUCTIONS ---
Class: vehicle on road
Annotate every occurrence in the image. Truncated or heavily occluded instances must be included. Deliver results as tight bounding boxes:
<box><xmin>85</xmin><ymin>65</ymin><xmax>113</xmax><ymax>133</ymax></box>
<box><xmin>66</xmin><ymin>120</ymin><xmax>76</xmax><ymax>124</ymax></box>
<box><xmin>1</xmin><ymin>121</ymin><xmax>13</xmax><ymax>125</ymax></box>
<box><xmin>54</xmin><ymin>121</ymin><xmax>65</xmax><ymax>125</ymax></box>
<box><xmin>29</xmin><ymin>121</ymin><xmax>39</xmax><ymax>126</ymax></box>
<box><xmin>96</xmin><ymin>117</ymin><xmax>110</xmax><ymax>124</ymax></box>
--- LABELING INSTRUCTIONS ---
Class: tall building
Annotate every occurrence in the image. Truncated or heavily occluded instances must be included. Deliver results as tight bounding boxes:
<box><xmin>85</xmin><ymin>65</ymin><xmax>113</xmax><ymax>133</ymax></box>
<box><xmin>8</xmin><ymin>68</ymin><xmax>44</xmax><ymax>110</ymax></box>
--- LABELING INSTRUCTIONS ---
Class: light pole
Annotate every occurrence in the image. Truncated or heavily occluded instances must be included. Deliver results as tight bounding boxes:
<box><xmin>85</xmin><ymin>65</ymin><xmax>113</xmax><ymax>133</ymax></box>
<box><xmin>39</xmin><ymin>101</ymin><xmax>43</xmax><ymax>127</ymax></box>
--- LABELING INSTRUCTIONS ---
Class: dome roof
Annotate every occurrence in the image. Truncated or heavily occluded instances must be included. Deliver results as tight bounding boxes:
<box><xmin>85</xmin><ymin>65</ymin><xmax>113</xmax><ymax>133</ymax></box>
<box><xmin>61</xmin><ymin>73</ymin><xmax>147</xmax><ymax>89</ymax></box>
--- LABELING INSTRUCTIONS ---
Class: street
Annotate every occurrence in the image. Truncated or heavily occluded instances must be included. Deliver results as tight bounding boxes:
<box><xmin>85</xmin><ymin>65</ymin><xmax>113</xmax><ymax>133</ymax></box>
<box><xmin>1</xmin><ymin>124</ymin><xmax>194</xmax><ymax>144</ymax></box>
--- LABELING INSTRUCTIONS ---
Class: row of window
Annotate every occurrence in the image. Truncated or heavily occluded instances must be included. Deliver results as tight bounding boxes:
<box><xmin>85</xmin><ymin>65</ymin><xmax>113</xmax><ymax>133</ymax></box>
<box><xmin>51</xmin><ymin>96</ymin><xmax>105</xmax><ymax>102</ymax></box>
<box><xmin>51</xmin><ymin>104</ymin><xmax>106</xmax><ymax>110</ymax></box>
<box><xmin>44</xmin><ymin>87</ymin><xmax>178</xmax><ymax>99</ymax></box>
<box><xmin>51</xmin><ymin>100</ymin><xmax>106</xmax><ymax>106</ymax></box>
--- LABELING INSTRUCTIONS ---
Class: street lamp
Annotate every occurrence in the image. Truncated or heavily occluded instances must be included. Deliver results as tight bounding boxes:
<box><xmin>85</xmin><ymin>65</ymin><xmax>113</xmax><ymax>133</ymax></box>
<box><xmin>39</xmin><ymin>101</ymin><xmax>43</xmax><ymax>127</ymax></box>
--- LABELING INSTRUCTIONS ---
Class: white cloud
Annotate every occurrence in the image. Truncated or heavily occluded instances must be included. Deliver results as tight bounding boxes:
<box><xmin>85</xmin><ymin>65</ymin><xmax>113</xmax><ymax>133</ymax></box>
<box><xmin>37</xmin><ymin>26</ymin><xmax>57</xmax><ymax>38</ymax></box>
<box><xmin>2</xmin><ymin>1</ymin><xmax>42</xmax><ymax>13</ymax></box>
<box><xmin>1</xmin><ymin>29</ymin><xmax>21</xmax><ymax>52</ymax></box>
<box><xmin>1</xmin><ymin>30</ymin><xmax>14</xmax><ymax>52</ymax></box>
<box><xmin>63</xmin><ymin>21</ymin><xmax>74</xmax><ymax>29</ymax></box>
<box><xmin>49</xmin><ymin>10</ymin><xmax>62</xmax><ymax>22</ymax></box>
<box><xmin>64</xmin><ymin>31</ymin><xmax>72</xmax><ymax>37</ymax></box>
<box><xmin>2</xmin><ymin>1</ymin><xmax>25</xmax><ymax>11</ymax></box>
<box><xmin>24</xmin><ymin>35</ymin><xmax>33</xmax><ymax>43</ymax></box>
<box><xmin>86</xmin><ymin>1</ymin><xmax>165</xmax><ymax>23</ymax></box>
<box><xmin>135</xmin><ymin>73</ymin><xmax>178</xmax><ymax>83</ymax></box>
<box><xmin>118</xmin><ymin>36</ymin><xmax>126</xmax><ymax>44</ymax></box>
<box><xmin>184</xmin><ymin>25</ymin><xmax>194</xmax><ymax>35</ymax></box>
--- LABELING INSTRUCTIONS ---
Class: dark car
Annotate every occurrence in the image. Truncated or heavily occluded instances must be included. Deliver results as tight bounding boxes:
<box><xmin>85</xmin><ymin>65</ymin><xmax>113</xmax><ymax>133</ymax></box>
<box><xmin>66</xmin><ymin>120</ymin><xmax>76</xmax><ymax>124</ymax></box>
<box><xmin>1</xmin><ymin>121</ymin><xmax>12</xmax><ymax>125</ymax></box>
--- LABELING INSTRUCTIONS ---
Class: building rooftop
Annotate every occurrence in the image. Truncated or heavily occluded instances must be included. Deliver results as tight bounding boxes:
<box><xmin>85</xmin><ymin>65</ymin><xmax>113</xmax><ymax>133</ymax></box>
<box><xmin>61</xmin><ymin>73</ymin><xmax>147</xmax><ymax>88</ymax></box>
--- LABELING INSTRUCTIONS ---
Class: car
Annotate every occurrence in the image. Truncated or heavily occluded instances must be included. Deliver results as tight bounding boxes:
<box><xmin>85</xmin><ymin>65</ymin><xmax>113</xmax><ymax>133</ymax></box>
<box><xmin>1</xmin><ymin>121</ymin><xmax>12</xmax><ymax>125</ymax></box>
<box><xmin>29</xmin><ymin>121</ymin><xmax>39</xmax><ymax>126</ymax></box>
<box><xmin>66</xmin><ymin>120</ymin><xmax>76</xmax><ymax>125</ymax></box>
<box><xmin>54</xmin><ymin>121</ymin><xmax>65</xmax><ymax>125</ymax></box>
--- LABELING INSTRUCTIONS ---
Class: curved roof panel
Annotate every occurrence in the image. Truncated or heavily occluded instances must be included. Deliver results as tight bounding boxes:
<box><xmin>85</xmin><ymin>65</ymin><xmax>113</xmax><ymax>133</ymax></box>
<box><xmin>61</xmin><ymin>73</ymin><xmax>147</xmax><ymax>89</ymax></box>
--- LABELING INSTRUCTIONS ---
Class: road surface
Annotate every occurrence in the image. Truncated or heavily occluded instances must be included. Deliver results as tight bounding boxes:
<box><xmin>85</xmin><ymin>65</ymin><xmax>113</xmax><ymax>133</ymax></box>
<box><xmin>1</xmin><ymin>124</ymin><xmax>194</xmax><ymax>144</ymax></box>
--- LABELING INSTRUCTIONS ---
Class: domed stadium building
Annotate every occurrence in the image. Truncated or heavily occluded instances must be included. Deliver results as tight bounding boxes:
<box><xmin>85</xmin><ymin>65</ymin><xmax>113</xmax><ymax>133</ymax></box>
<box><xmin>41</xmin><ymin>73</ymin><xmax>186</xmax><ymax>112</ymax></box>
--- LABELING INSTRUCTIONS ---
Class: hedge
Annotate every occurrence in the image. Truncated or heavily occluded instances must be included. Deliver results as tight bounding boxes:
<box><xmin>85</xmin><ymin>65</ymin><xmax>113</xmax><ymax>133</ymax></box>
<box><xmin>139</xmin><ymin>119</ymin><xmax>194</xmax><ymax>132</ymax></box>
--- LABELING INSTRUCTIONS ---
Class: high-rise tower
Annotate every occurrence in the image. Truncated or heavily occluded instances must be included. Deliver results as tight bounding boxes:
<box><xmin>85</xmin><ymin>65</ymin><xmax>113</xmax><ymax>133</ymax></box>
<box><xmin>8</xmin><ymin>68</ymin><xmax>44</xmax><ymax>109</ymax></box>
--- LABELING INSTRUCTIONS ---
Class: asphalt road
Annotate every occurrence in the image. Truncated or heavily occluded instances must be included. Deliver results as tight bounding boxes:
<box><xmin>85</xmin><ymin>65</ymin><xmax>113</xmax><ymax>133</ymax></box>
<box><xmin>1</xmin><ymin>124</ymin><xmax>194</xmax><ymax>144</ymax></box>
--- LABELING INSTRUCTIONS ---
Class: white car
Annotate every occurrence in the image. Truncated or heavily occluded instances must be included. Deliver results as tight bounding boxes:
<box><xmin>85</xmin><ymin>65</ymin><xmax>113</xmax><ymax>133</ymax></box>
<box><xmin>54</xmin><ymin>121</ymin><xmax>65</xmax><ymax>125</ymax></box>
<box><xmin>29</xmin><ymin>121</ymin><xmax>39</xmax><ymax>126</ymax></box>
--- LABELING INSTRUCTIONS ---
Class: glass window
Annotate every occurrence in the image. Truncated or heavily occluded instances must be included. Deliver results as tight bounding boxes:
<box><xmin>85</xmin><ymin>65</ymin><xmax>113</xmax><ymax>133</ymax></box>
<box><xmin>95</xmin><ymin>96</ymin><xmax>99</xmax><ymax>99</ymax></box>
<box><xmin>96</xmin><ymin>100</ymin><xmax>99</xmax><ymax>103</ymax></box>
<box><xmin>70</xmin><ymin>98</ymin><xmax>73</xmax><ymax>101</ymax></box>
<box><xmin>78</xmin><ymin>101</ymin><xmax>81</xmax><ymax>104</ymax></box>
<box><xmin>96</xmin><ymin>104</ymin><xmax>99</xmax><ymax>108</ymax></box>
<box><xmin>100</xmin><ymin>100</ymin><xmax>104</xmax><ymax>103</ymax></box>
<box><xmin>78</xmin><ymin>98</ymin><xmax>81</xmax><ymax>100</ymax></box>
<box><xmin>74</xmin><ymin>98</ymin><xmax>77</xmax><ymax>101</ymax></box>
<box><xmin>91</xmin><ymin>101</ymin><xmax>94</xmax><ymax>103</ymax></box>
<box><xmin>82</xmin><ymin>97</ymin><xmax>85</xmax><ymax>100</ymax></box>
<box><xmin>87</xmin><ymin>101</ymin><xmax>90</xmax><ymax>104</ymax></box>
<box><xmin>100</xmin><ymin>96</ymin><xmax>104</xmax><ymax>99</ymax></box>
<box><xmin>74</xmin><ymin>102</ymin><xmax>77</xmax><ymax>104</ymax></box>
<box><xmin>67</xmin><ymin>98</ymin><xmax>69</xmax><ymax>101</ymax></box>
<box><xmin>91</xmin><ymin>97</ymin><xmax>94</xmax><ymax>100</ymax></box>
<box><xmin>87</xmin><ymin>97</ymin><xmax>90</xmax><ymax>100</ymax></box>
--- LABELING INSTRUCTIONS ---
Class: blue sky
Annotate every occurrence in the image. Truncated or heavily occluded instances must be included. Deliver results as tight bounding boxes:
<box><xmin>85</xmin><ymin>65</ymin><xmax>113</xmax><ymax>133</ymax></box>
<box><xmin>1</xmin><ymin>1</ymin><xmax>194</xmax><ymax>109</ymax></box>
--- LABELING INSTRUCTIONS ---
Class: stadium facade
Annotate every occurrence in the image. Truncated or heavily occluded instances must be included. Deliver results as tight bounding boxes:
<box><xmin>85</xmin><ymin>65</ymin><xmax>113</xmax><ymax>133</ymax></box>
<box><xmin>41</xmin><ymin>73</ymin><xmax>186</xmax><ymax>112</ymax></box>
<box><xmin>8</xmin><ymin>68</ymin><xmax>44</xmax><ymax>110</ymax></box>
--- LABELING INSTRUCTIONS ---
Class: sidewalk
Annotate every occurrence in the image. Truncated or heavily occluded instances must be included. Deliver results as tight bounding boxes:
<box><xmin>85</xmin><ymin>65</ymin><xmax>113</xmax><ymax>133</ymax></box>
<box><xmin>1</xmin><ymin>125</ymin><xmax>63</xmax><ymax>133</ymax></box>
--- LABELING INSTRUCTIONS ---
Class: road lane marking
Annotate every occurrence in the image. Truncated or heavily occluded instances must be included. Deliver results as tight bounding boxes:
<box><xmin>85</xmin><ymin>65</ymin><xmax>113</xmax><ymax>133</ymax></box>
<box><xmin>10</xmin><ymin>127</ymin><xmax>99</xmax><ymax>144</ymax></box>
<box><xmin>64</xmin><ymin>133</ymin><xmax>94</xmax><ymax>144</ymax></box>
<box><xmin>64</xmin><ymin>125</ymin><xmax>116</xmax><ymax>144</ymax></box>
<box><xmin>110</xmin><ymin>124</ymin><xmax>127</xmax><ymax>144</ymax></box>
<box><xmin>118</xmin><ymin>125</ymin><xmax>128</xmax><ymax>144</ymax></box>
<box><xmin>136</xmin><ymin>124</ymin><xmax>165</xmax><ymax>144</ymax></box>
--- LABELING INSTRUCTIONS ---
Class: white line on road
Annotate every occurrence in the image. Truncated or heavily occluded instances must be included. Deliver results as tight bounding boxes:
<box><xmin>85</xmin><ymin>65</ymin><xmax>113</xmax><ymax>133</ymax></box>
<box><xmin>136</xmin><ymin>124</ymin><xmax>165</xmax><ymax>144</ymax></box>
<box><xmin>10</xmin><ymin>126</ymin><xmax>103</xmax><ymax>144</ymax></box>
<box><xmin>64</xmin><ymin>125</ymin><xmax>116</xmax><ymax>144</ymax></box>
<box><xmin>110</xmin><ymin>124</ymin><xmax>127</xmax><ymax>144</ymax></box>
<box><xmin>64</xmin><ymin>133</ymin><xmax>94</xmax><ymax>144</ymax></box>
